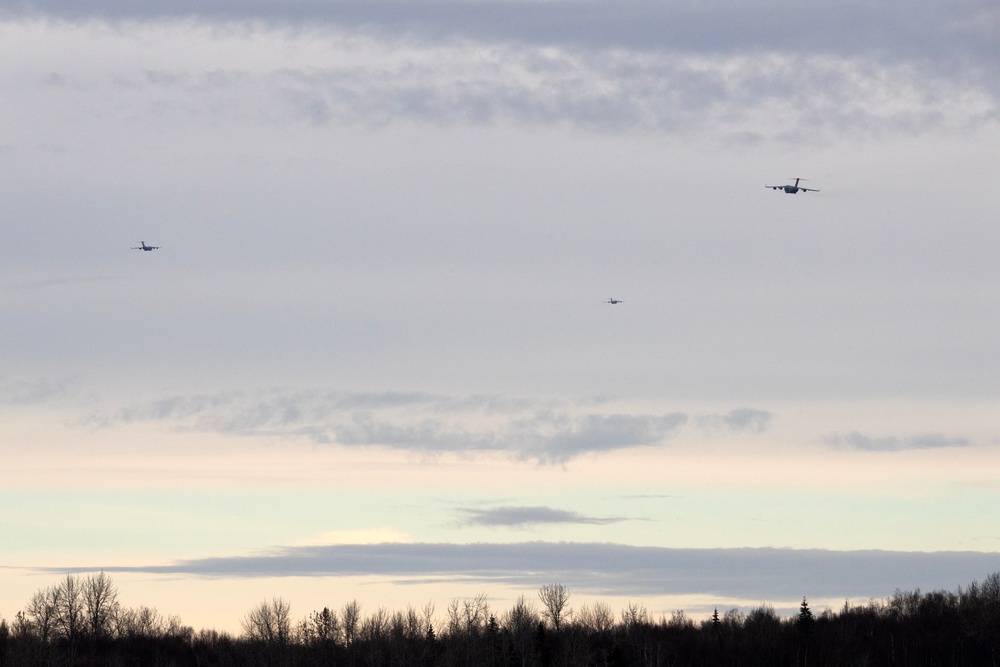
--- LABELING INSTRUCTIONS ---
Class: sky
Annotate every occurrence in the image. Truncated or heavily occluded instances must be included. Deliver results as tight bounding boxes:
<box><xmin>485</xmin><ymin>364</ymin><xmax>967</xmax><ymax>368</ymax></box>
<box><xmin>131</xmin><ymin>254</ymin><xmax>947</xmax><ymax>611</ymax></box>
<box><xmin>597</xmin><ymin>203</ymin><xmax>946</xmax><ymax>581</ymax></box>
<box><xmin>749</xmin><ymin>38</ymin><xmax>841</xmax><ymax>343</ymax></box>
<box><xmin>2</xmin><ymin>0</ymin><xmax>1000</xmax><ymax>633</ymax></box>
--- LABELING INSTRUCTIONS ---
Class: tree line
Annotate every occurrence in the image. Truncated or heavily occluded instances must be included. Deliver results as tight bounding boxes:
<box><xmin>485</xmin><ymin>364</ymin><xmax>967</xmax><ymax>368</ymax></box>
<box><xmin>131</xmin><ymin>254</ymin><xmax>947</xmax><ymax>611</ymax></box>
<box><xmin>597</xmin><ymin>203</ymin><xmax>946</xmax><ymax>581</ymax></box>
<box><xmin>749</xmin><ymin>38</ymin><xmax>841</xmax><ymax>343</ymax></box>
<box><xmin>2</xmin><ymin>572</ymin><xmax>1000</xmax><ymax>666</ymax></box>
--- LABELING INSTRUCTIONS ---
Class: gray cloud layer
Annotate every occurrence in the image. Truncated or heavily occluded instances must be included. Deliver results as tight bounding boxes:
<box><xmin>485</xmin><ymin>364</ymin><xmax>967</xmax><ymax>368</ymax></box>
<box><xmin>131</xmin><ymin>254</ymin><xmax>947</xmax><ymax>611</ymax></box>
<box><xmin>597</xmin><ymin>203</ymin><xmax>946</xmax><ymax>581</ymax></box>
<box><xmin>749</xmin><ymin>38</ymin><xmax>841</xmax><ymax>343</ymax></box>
<box><xmin>825</xmin><ymin>431</ymin><xmax>971</xmax><ymax>452</ymax></box>
<box><xmin>696</xmin><ymin>408</ymin><xmax>771</xmax><ymax>433</ymax></box>
<box><xmin>86</xmin><ymin>389</ymin><xmax>707</xmax><ymax>462</ymax></box>
<box><xmin>89</xmin><ymin>389</ymin><xmax>983</xmax><ymax>458</ymax></box>
<box><xmin>457</xmin><ymin>506</ymin><xmax>628</xmax><ymax>527</ymax></box>
<box><xmin>3</xmin><ymin>2</ymin><xmax>996</xmax><ymax>139</ymax></box>
<box><xmin>82</xmin><ymin>389</ymin><xmax>790</xmax><ymax>462</ymax></box>
<box><xmin>5</xmin><ymin>1</ymin><xmax>997</xmax><ymax>62</ymax></box>
<box><xmin>55</xmin><ymin>542</ymin><xmax>1000</xmax><ymax>601</ymax></box>
<box><xmin>0</xmin><ymin>377</ymin><xmax>68</xmax><ymax>406</ymax></box>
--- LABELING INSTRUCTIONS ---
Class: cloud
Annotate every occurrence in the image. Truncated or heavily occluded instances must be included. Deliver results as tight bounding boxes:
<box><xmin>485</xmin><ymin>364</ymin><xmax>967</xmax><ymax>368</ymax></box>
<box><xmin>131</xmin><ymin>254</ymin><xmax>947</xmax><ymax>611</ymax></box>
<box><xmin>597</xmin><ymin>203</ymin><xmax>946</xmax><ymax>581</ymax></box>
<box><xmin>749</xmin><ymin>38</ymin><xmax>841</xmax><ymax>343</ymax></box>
<box><xmin>4</xmin><ymin>5</ymin><xmax>996</xmax><ymax>140</ymax></box>
<box><xmin>51</xmin><ymin>542</ymin><xmax>1000</xmax><ymax>602</ymax></box>
<box><xmin>526</xmin><ymin>413</ymin><xmax>688</xmax><ymax>463</ymax></box>
<box><xmin>0</xmin><ymin>377</ymin><xmax>68</xmax><ymax>406</ymax></box>
<box><xmin>697</xmin><ymin>408</ymin><xmax>771</xmax><ymax>434</ymax></box>
<box><xmin>111</xmin><ymin>45</ymin><xmax>1000</xmax><ymax>136</ymax></box>
<box><xmin>89</xmin><ymin>389</ymin><xmax>688</xmax><ymax>462</ymax></box>
<box><xmin>285</xmin><ymin>408</ymin><xmax>688</xmax><ymax>463</ymax></box>
<box><xmin>102</xmin><ymin>390</ymin><xmax>434</xmax><ymax>430</ymax></box>
<box><xmin>456</xmin><ymin>506</ymin><xmax>628</xmax><ymax>528</ymax></box>
<box><xmin>6</xmin><ymin>1</ymin><xmax>997</xmax><ymax>64</ymax></box>
<box><xmin>825</xmin><ymin>431</ymin><xmax>972</xmax><ymax>452</ymax></box>
<box><xmin>330</xmin><ymin>409</ymin><xmax>690</xmax><ymax>463</ymax></box>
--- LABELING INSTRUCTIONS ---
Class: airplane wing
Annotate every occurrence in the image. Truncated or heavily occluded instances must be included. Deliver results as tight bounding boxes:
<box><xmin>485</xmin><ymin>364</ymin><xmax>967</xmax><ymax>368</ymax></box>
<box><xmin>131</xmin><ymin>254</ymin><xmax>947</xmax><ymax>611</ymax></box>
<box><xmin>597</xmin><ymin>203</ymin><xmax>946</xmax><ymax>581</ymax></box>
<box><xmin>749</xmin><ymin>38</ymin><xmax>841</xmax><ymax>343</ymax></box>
<box><xmin>800</xmin><ymin>187</ymin><xmax>820</xmax><ymax>192</ymax></box>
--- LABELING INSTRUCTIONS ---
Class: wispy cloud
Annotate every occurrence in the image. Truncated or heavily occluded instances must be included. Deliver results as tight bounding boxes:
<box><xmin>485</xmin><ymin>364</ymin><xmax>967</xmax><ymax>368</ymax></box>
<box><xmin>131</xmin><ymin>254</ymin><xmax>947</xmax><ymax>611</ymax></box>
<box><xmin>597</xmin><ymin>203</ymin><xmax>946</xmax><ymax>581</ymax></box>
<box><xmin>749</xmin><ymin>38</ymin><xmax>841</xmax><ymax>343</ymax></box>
<box><xmin>824</xmin><ymin>431</ymin><xmax>972</xmax><ymax>452</ymax></box>
<box><xmin>332</xmin><ymin>408</ymin><xmax>691</xmax><ymax>463</ymax></box>
<box><xmin>697</xmin><ymin>408</ymin><xmax>771</xmax><ymax>434</ymax></box>
<box><xmin>88</xmin><ymin>45</ymin><xmax>1000</xmax><ymax>138</ymax></box>
<box><xmin>6</xmin><ymin>1</ymin><xmax>997</xmax><ymax>65</ymax></box>
<box><xmin>49</xmin><ymin>542</ymin><xmax>1000</xmax><ymax>601</ymax></box>
<box><xmin>0</xmin><ymin>377</ymin><xmax>68</xmax><ymax>406</ymax></box>
<box><xmin>316</xmin><ymin>406</ymin><xmax>689</xmax><ymax>464</ymax></box>
<box><xmin>518</xmin><ymin>413</ymin><xmax>688</xmax><ymax>463</ymax></box>
<box><xmin>5</xmin><ymin>4</ymin><xmax>996</xmax><ymax>141</ymax></box>
<box><xmin>107</xmin><ymin>390</ymin><xmax>436</xmax><ymax>431</ymax></box>
<box><xmin>87</xmin><ymin>389</ymin><xmax>689</xmax><ymax>463</ymax></box>
<box><xmin>456</xmin><ymin>506</ymin><xmax>628</xmax><ymax>528</ymax></box>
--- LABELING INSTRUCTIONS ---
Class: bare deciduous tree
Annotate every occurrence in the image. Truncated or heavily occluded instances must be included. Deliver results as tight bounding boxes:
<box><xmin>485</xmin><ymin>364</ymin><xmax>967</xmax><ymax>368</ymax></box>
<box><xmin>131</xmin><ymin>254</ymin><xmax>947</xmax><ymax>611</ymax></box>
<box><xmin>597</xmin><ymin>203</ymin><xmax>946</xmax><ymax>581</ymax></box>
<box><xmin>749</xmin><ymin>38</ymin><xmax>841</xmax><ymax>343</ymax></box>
<box><xmin>83</xmin><ymin>571</ymin><xmax>119</xmax><ymax>639</ymax></box>
<box><xmin>538</xmin><ymin>583</ymin><xmax>570</xmax><ymax>630</ymax></box>
<box><xmin>463</xmin><ymin>593</ymin><xmax>490</xmax><ymax>635</ymax></box>
<box><xmin>302</xmin><ymin>606</ymin><xmax>339</xmax><ymax>646</ymax></box>
<box><xmin>360</xmin><ymin>606</ymin><xmax>389</xmax><ymax>642</ymax></box>
<box><xmin>241</xmin><ymin>597</ymin><xmax>291</xmax><ymax>646</ymax></box>
<box><xmin>54</xmin><ymin>574</ymin><xmax>85</xmax><ymax>643</ymax></box>
<box><xmin>422</xmin><ymin>601</ymin><xmax>436</xmax><ymax>641</ymax></box>
<box><xmin>399</xmin><ymin>605</ymin><xmax>423</xmax><ymax>640</ymax></box>
<box><xmin>341</xmin><ymin>599</ymin><xmax>361</xmax><ymax>646</ymax></box>
<box><xmin>25</xmin><ymin>586</ymin><xmax>61</xmax><ymax>641</ymax></box>
<box><xmin>503</xmin><ymin>595</ymin><xmax>539</xmax><ymax>666</ymax></box>
<box><xmin>115</xmin><ymin>605</ymin><xmax>166</xmax><ymax>639</ymax></box>
<box><xmin>445</xmin><ymin>598</ymin><xmax>461</xmax><ymax>636</ymax></box>
<box><xmin>621</xmin><ymin>601</ymin><xmax>649</xmax><ymax>630</ymax></box>
<box><xmin>576</xmin><ymin>601</ymin><xmax>614</xmax><ymax>633</ymax></box>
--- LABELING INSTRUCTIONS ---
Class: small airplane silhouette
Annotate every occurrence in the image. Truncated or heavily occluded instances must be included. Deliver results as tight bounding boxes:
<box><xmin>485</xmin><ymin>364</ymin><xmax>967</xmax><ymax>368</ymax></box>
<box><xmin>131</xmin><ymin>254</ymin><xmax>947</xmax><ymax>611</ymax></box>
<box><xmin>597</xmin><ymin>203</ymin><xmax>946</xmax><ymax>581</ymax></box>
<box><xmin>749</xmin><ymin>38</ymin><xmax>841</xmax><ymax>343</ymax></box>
<box><xmin>131</xmin><ymin>241</ymin><xmax>160</xmax><ymax>251</ymax></box>
<box><xmin>605</xmin><ymin>298</ymin><xmax>623</xmax><ymax>304</ymax></box>
<box><xmin>765</xmin><ymin>178</ymin><xmax>820</xmax><ymax>194</ymax></box>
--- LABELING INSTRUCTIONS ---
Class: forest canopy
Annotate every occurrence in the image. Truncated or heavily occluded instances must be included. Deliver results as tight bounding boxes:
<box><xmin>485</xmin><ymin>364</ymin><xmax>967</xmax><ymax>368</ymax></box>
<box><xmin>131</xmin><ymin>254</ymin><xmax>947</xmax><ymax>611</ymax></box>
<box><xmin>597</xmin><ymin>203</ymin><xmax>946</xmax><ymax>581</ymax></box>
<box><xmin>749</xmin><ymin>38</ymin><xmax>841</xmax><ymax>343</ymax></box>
<box><xmin>2</xmin><ymin>572</ymin><xmax>1000</xmax><ymax>666</ymax></box>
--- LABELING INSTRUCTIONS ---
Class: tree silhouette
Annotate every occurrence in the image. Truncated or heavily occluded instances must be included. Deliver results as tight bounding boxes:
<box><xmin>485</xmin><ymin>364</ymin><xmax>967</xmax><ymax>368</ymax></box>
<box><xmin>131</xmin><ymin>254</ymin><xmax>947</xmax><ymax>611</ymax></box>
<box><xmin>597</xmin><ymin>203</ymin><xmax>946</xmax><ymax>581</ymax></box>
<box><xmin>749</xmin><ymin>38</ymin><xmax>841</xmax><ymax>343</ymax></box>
<box><xmin>241</xmin><ymin>597</ymin><xmax>291</xmax><ymax>646</ymax></box>
<box><xmin>23</xmin><ymin>586</ymin><xmax>59</xmax><ymax>642</ymax></box>
<box><xmin>340</xmin><ymin>599</ymin><xmax>361</xmax><ymax>647</ymax></box>
<box><xmin>538</xmin><ymin>583</ymin><xmax>570</xmax><ymax>631</ymax></box>
<box><xmin>54</xmin><ymin>574</ymin><xmax>84</xmax><ymax>644</ymax></box>
<box><xmin>8</xmin><ymin>570</ymin><xmax>1000</xmax><ymax>666</ymax></box>
<box><xmin>83</xmin><ymin>571</ymin><xmax>119</xmax><ymax>640</ymax></box>
<box><xmin>797</xmin><ymin>596</ymin><xmax>815</xmax><ymax>634</ymax></box>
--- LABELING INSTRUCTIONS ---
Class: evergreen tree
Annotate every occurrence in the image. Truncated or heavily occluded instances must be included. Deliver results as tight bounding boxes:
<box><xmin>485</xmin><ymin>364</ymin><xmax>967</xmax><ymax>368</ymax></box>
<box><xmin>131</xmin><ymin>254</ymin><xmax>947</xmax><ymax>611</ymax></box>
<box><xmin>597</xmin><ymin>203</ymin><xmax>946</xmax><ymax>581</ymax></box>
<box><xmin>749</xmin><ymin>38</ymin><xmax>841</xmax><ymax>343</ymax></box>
<box><xmin>797</xmin><ymin>597</ymin><xmax>815</xmax><ymax>635</ymax></box>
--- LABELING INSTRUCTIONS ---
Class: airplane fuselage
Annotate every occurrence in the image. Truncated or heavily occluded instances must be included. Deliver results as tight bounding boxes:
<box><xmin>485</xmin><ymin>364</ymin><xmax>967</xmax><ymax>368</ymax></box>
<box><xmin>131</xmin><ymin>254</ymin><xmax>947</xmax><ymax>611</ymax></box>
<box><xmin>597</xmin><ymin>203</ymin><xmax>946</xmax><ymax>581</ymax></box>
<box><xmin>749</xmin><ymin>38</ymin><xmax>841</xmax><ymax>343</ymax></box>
<box><xmin>766</xmin><ymin>178</ymin><xmax>817</xmax><ymax>194</ymax></box>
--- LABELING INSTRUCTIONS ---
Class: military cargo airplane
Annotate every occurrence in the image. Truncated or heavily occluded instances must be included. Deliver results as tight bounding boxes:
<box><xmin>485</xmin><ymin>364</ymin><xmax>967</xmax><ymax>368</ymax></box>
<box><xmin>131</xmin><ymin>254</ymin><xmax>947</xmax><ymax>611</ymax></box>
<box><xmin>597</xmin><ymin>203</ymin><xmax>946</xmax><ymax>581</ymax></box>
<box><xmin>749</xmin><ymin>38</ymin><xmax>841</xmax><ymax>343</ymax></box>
<box><xmin>766</xmin><ymin>178</ymin><xmax>820</xmax><ymax>194</ymax></box>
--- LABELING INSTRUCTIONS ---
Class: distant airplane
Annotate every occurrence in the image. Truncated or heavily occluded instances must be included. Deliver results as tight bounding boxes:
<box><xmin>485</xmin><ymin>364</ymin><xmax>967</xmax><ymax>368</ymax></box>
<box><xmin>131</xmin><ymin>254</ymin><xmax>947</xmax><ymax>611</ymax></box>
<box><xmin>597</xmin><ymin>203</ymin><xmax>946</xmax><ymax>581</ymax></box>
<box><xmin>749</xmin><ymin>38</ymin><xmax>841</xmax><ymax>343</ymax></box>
<box><xmin>605</xmin><ymin>298</ymin><xmax>623</xmax><ymax>304</ymax></box>
<box><xmin>765</xmin><ymin>178</ymin><xmax>820</xmax><ymax>194</ymax></box>
<box><xmin>131</xmin><ymin>241</ymin><xmax>160</xmax><ymax>251</ymax></box>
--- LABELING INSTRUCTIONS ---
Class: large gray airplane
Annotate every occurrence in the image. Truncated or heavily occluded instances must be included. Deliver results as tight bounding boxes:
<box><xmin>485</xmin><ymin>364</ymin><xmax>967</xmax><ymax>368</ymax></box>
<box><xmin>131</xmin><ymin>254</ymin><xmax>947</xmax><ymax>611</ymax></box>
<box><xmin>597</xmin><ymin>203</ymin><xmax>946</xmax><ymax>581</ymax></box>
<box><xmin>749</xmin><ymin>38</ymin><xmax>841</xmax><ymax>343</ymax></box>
<box><xmin>131</xmin><ymin>241</ymin><xmax>160</xmax><ymax>251</ymax></box>
<box><xmin>766</xmin><ymin>177</ymin><xmax>820</xmax><ymax>194</ymax></box>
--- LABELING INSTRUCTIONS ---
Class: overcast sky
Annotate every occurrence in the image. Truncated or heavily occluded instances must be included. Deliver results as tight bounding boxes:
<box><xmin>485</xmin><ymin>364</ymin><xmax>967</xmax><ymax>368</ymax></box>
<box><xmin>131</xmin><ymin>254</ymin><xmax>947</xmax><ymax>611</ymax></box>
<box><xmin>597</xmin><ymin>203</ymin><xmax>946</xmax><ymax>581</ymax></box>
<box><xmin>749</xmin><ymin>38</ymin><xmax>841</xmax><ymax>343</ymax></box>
<box><xmin>2</xmin><ymin>0</ymin><xmax>999</xmax><ymax>632</ymax></box>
